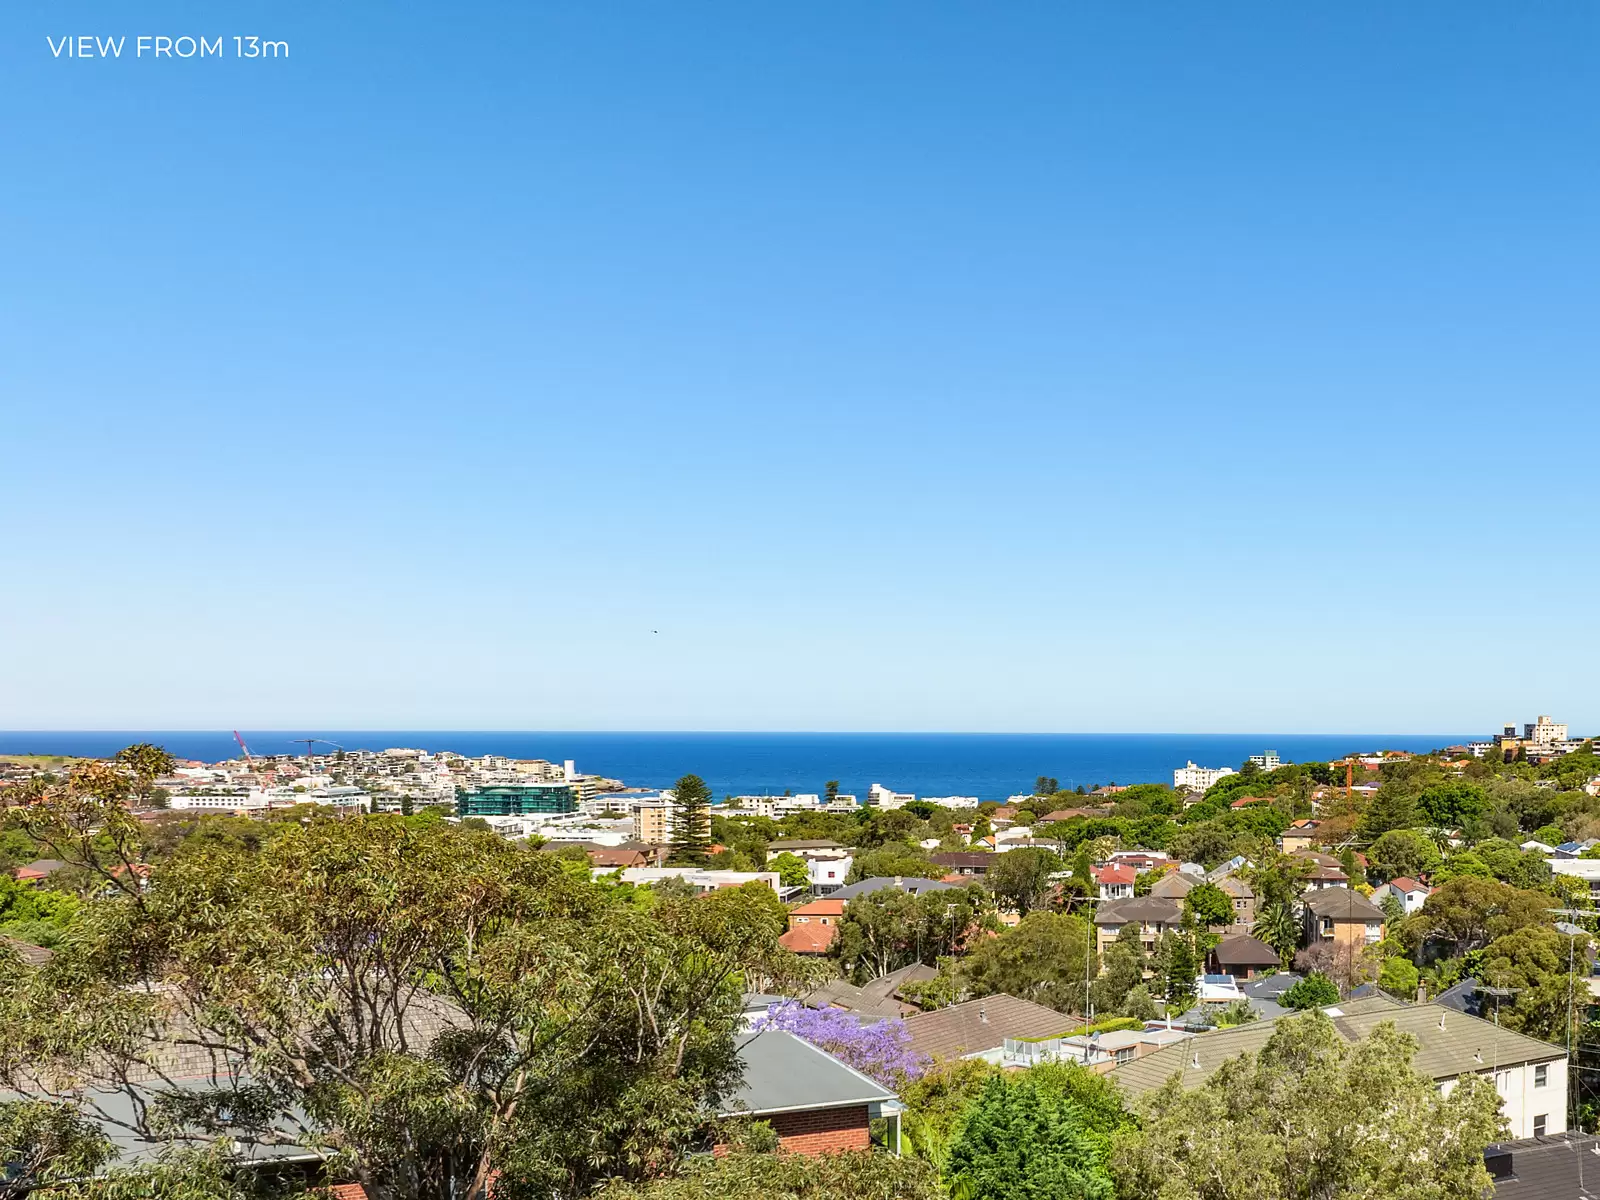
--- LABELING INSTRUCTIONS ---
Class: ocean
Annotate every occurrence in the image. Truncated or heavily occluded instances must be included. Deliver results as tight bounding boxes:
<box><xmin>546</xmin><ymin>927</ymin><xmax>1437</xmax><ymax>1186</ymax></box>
<box><xmin>0</xmin><ymin>731</ymin><xmax>1476</xmax><ymax>803</ymax></box>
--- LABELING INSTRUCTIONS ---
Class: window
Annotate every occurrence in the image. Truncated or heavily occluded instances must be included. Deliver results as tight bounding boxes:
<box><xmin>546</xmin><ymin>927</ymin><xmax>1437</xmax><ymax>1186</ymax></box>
<box><xmin>1534</xmin><ymin>1114</ymin><xmax>1547</xmax><ymax>1137</ymax></box>
<box><xmin>1535</xmin><ymin>1064</ymin><xmax>1549</xmax><ymax>1088</ymax></box>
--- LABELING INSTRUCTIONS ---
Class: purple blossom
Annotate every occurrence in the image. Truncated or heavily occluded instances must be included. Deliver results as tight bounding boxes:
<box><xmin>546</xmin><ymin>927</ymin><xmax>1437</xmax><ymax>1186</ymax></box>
<box><xmin>753</xmin><ymin>1001</ymin><xmax>928</xmax><ymax>1086</ymax></box>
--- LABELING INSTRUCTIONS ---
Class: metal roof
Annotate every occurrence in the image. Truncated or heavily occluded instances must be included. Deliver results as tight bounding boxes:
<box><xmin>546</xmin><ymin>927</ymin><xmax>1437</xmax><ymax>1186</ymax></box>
<box><xmin>718</xmin><ymin>1029</ymin><xmax>896</xmax><ymax>1117</ymax></box>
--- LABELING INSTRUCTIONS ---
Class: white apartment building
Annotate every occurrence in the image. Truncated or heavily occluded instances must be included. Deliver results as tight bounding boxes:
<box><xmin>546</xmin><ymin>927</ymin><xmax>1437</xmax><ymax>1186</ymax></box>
<box><xmin>1174</xmin><ymin>762</ymin><xmax>1236</xmax><ymax>792</ymax></box>
<box><xmin>1247</xmin><ymin>751</ymin><xmax>1282</xmax><ymax>771</ymax></box>
<box><xmin>823</xmin><ymin>795</ymin><xmax>859</xmax><ymax>812</ymax></box>
<box><xmin>168</xmin><ymin>789</ymin><xmax>270</xmax><ymax>813</ymax></box>
<box><xmin>867</xmin><ymin>783</ymin><xmax>915</xmax><ymax>809</ymax></box>
<box><xmin>1525</xmin><ymin>716</ymin><xmax>1569</xmax><ymax>744</ymax></box>
<box><xmin>921</xmin><ymin>795</ymin><xmax>980</xmax><ymax>810</ymax></box>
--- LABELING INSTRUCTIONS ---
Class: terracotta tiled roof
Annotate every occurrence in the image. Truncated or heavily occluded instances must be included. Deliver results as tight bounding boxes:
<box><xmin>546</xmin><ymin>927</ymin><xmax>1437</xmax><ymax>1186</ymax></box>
<box><xmin>1093</xmin><ymin>864</ymin><xmax>1136</xmax><ymax>885</ymax></box>
<box><xmin>779</xmin><ymin>923</ymin><xmax>836</xmax><ymax>954</ymax></box>
<box><xmin>325</xmin><ymin>1185</ymin><xmax>369</xmax><ymax>1200</ymax></box>
<box><xmin>789</xmin><ymin>898</ymin><xmax>845</xmax><ymax>917</ymax></box>
<box><xmin>1386</xmin><ymin>876</ymin><xmax>1429</xmax><ymax>894</ymax></box>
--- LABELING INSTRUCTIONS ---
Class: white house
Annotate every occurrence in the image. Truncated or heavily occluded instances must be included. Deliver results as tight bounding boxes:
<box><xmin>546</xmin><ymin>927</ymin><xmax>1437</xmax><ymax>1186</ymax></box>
<box><xmin>1371</xmin><ymin>876</ymin><xmax>1432</xmax><ymax>915</ymax></box>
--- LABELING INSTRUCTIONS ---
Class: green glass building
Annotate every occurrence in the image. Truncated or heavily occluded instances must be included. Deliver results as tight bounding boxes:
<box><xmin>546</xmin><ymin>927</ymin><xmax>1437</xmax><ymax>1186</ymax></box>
<box><xmin>460</xmin><ymin>783</ymin><xmax>580</xmax><ymax>817</ymax></box>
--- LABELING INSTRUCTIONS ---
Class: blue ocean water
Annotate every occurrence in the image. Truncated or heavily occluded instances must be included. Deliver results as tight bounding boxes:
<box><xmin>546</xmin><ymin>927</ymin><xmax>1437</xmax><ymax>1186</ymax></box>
<box><xmin>0</xmin><ymin>731</ymin><xmax>1476</xmax><ymax>802</ymax></box>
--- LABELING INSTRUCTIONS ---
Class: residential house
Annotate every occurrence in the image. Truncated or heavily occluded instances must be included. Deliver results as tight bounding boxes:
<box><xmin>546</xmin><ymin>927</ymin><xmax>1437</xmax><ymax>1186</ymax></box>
<box><xmin>1291</xmin><ymin>851</ymin><xmax>1349</xmax><ymax>891</ymax></box>
<box><xmin>1548</xmin><ymin>858</ymin><xmax>1600</xmax><ymax>900</ymax></box>
<box><xmin>606</xmin><ymin>867</ymin><xmax>780</xmax><ymax>893</ymax></box>
<box><xmin>1371</xmin><ymin>876</ymin><xmax>1432</xmax><ymax>915</ymax></box>
<box><xmin>830</xmin><ymin>876</ymin><xmax>956</xmax><ymax>901</ymax></box>
<box><xmin>1279</xmin><ymin>820</ymin><xmax>1323</xmax><ymax>855</ymax></box>
<box><xmin>802</xmin><ymin>962</ymin><xmax>937</xmax><ymax>1019</ymax></box>
<box><xmin>1094</xmin><ymin>897</ymin><xmax>1184</xmax><ymax>959</ymax></box>
<box><xmin>1213</xmin><ymin>874</ymin><xmax>1256</xmax><ymax>927</ymax></box>
<box><xmin>1109</xmin><ymin>851</ymin><xmax>1169</xmax><ymax>873</ymax></box>
<box><xmin>1092</xmin><ymin>864</ymin><xmax>1136</xmax><ymax>900</ymax></box>
<box><xmin>716</xmin><ymin>1029</ymin><xmax>903</xmax><ymax>1154</ymax></box>
<box><xmin>1035</xmin><ymin>807</ymin><xmax>1112</xmax><ymax>825</ymax></box>
<box><xmin>1148</xmin><ymin>871</ymin><xmax>1203</xmax><ymax>900</ymax></box>
<box><xmin>1210</xmin><ymin>933</ymin><xmax>1280</xmax><ymax>979</ymax></box>
<box><xmin>780</xmin><ymin>897</ymin><xmax>845</xmax><ymax>955</ymax></box>
<box><xmin>1002</xmin><ymin>1026</ymin><xmax>1193</xmax><ymax>1073</ymax></box>
<box><xmin>13</xmin><ymin>859</ymin><xmax>67</xmax><ymax>883</ymax></box>
<box><xmin>1302</xmin><ymin>887</ymin><xmax>1385</xmax><ymax>948</ymax></box>
<box><xmin>766</xmin><ymin>840</ymin><xmax>853</xmax><ymax>894</ymax></box>
<box><xmin>1484</xmin><ymin>1131</ymin><xmax>1600</xmax><ymax>1200</ymax></box>
<box><xmin>929</xmin><ymin>851</ymin><xmax>995</xmax><ymax>878</ymax></box>
<box><xmin>902</xmin><ymin>994</ymin><xmax>1075</xmax><ymax>1062</ymax></box>
<box><xmin>1110</xmin><ymin>995</ymin><xmax>1568</xmax><ymax>1141</ymax></box>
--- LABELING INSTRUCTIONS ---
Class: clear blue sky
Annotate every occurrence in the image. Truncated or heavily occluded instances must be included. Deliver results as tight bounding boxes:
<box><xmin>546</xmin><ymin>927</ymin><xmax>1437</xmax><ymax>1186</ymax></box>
<box><xmin>2</xmin><ymin>2</ymin><xmax>1596</xmax><ymax>733</ymax></box>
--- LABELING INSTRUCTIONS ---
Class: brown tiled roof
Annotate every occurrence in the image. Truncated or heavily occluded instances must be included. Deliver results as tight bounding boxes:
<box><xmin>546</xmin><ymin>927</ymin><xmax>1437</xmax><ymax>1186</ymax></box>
<box><xmin>1213</xmin><ymin>933</ymin><xmax>1280</xmax><ymax>967</ymax></box>
<box><xmin>1149</xmin><ymin>871</ymin><xmax>1202</xmax><ymax>899</ymax></box>
<box><xmin>904</xmin><ymin>995</ymin><xmax>1074</xmax><ymax>1058</ymax></box>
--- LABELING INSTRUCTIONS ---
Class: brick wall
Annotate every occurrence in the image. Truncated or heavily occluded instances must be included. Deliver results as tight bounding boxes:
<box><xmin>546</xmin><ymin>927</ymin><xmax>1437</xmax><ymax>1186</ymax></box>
<box><xmin>770</xmin><ymin>1105</ymin><xmax>871</xmax><ymax>1154</ymax></box>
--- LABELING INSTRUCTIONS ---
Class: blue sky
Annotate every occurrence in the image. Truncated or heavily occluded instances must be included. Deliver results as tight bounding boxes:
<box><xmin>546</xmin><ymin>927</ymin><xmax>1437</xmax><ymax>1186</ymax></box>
<box><xmin>2</xmin><ymin>2</ymin><xmax>1596</xmax><ymax>732</ymax></box>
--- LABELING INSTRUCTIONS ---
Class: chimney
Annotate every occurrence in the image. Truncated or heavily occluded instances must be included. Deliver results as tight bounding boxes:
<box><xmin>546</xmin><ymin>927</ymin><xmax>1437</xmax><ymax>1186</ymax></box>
<box><xmin>1417</xmin><ymin>981</ymin><xmax>1427</xmax><ymax>1004</ymax></box>
<box><xmin>979</xmin><ymin>1006</ymin><xmax>988</xmax><ymax>1024</ymax></box>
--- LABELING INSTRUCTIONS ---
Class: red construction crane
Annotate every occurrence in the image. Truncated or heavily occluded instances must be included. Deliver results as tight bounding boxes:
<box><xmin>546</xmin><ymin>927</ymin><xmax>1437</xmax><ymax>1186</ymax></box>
<box><xmin>233</xmin><ymin>730</ymin><xmax>254</xmax><ymax>767</ymax></box>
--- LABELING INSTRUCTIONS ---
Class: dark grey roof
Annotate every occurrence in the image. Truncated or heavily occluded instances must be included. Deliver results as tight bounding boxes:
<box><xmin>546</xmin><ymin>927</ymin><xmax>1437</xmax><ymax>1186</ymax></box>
<box><xmin>1484</xmin><ymin>1132</ymin><xmax>1600</xmax><ymax>1200</ymax></box>
<box><xmin>801</xmin><ymin>961</ymin><xmax>938</xmax><ymax>1018</ymax></box>
<box><xmin>1435</xmin><ymin>977</ymin><xmax>1485</xmax><ymax>1018</ymax></box>
<box><xmin>719</xmin><ymin>1029</ymin><xmax>896</xmax><ymax>1117</ymax></box>
<box><xmin>1111</xmin><ymin>1000</ymin><xmax>1562</xmax><ymax>1098</ymax></box>
<box><xmin>832</xmin><ymin>876</ymin><xmax>956</xmax><ymax>901</ymax></box>
<box><xmin>1094</xmin><ymin>897</ymin><xmax>1182</xmax><ymax>926</ymax></box>
<box><xmin>1213</xmin><ymin>934</ymin><xmax>1279</xmax><ymax>967</ymax></box>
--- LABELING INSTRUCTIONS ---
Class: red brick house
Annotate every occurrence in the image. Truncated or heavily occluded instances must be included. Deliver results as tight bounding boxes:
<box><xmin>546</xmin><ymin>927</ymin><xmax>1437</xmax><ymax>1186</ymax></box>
<box><xmin>718</xmin><ymin>1029</ymin><xmax>902</xmax><ymax>1154</ymax></box>
<box><xmin>780</xmin><ymin>897</ymin><xmax>845</xmax><ymax>955</ymax></box>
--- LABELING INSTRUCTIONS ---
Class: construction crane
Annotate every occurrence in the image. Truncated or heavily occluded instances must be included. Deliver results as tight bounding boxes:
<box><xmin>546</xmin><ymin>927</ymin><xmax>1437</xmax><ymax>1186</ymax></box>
<box><xmin>233</xmin><ymin>730</ymin><xmax>254</xmax><ymax>767</ymax></box>
<box><xmin>290</xmin><ymin>738</ymin><xmax>345</xmax><ymax>763</ymax></box>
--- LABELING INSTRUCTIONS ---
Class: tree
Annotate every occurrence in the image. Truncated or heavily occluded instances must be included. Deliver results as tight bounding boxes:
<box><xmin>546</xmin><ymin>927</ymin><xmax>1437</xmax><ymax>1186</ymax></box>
<box><xmin>1280</xmin><ymin>971</ymin><xmax>1339</xmax><ymax>1009</ymax></box>
<box><xmin>833</xmin><ymin>884</ymin><xmax>991</xmax><ymax>983</ymax></box>
<box><xmin>1111</xmin><ymin>1011</ymin><xmax>1504</xmax><ymax>1200</ymax></box>
<box><xmin>962</xmin><ymin>911</ymin><xmax>1094</xmax><ymax>1014</ymax></box>
<box><xmin>1416</xmin><ymin>781</ymin><xmax>1488</xmax><ymax>828</ymax></box>
<box><xmin>1367</xmin><ymin>828</ymin><xmax>1442</xmax><ymax>881</ymax></box>
<box><xmin>1357</xmin><ymin>786</ymin><xmax>1419</xmax><ymax>839</ymax></box>
<box><xmin>1406</xmin><ymin>877</ymin><xmax>1551</xmax><ymax>956</ymax></box>
<box><xmin>769</xmin><ymin>851</ymin><xmax>810</xmax><ymax>889</ymax></box>
<box><xmin>1378</xmin><ymin>956</ymin><xmax>1420</xmax><ymax>1000</ymax></box>
<box><xmin>1433</xmin><ymin>851</ymin><xmax>1493</xmax><ymax>883</ymax></box>
<box><xmin>598</xmin><ymin>1149</ymin><xmax>941</xmax><ymax>1200</ymax></box>
<box><xmin>0</xmin><ymin>771</ymin><xmax>800</xmax><ymax>1200</ymax></box>
<box><xmin>824</xmin><ymin>780</ymin><xmax>840</xmax><ymax>804</ymax></box>
<box><xmin>1481</xmin><ymin>925</ymin><xmax>1592</xmax><ymax>1043</ymax></box>
<box><xmin>1252</xmin><ymin>900</ymin><xmax>1299</xmax><ymax>965</ymax></box>
<box><xmin>986</xmin><ymin>847</ymin><xmax>1058</xmax><ymax>916</ymax></box>
<box><xmin>947</xmin><ymin>1073</ymin><xmax>1115</xmax><ymax>1200</ymax></box>
<box><xmin>1148</xmin><ymin>929</ymin><xmax>1203</xmax><ymax>1015</ymax></box>
<box><xmin>846</xmin><ymin>846</ymin><xmax>937</xmax><ymax>883</ymax></box>
<box><xmin>1294</xmin><ymin>941</ymin><xmax>1378</xmax><ymax>997</ymax></box>
<box><xmin>1035</xmin><ymin>776</ymin><xmax>1060</xmax><ymax>797</ymax></box>
<box><xmin>667</xmin><ymin>773</ymin><xmax>713</xmax><ymax>865</ymax></box>
<box><xmin>1182</xmin><ymin>882</ymin><xmax>1234</xmax><ymax>929</ymax></box>
<box><xmin>751</xmin><ymin>1002</ymin><xmax>926</xmax><ymax>1087</ymax></box>
<box><xmin>1089</xmin><ymin>925</ymin><xmax>1147</xmax><ymax>1016</ymax></box>
<box><xmin>114</xmin><ymin>742</ymin><xmax>176</xmax><ymax>808</ymax></box>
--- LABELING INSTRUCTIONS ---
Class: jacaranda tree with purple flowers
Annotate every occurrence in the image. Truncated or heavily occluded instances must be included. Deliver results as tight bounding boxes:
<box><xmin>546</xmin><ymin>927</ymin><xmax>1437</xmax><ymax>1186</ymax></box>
<box><xmin>753</xmin><ymin>1001</ymin><xmax>928</xmax><ymax>1087</ymax></box>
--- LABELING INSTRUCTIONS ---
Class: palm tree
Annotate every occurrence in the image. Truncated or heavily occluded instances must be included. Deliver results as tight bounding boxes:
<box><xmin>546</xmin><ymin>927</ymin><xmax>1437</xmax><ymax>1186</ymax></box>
<box><xmin>1254</xmin><ymin>900</ymin><xmax>1300</xmax><ymax>965</ymax></box>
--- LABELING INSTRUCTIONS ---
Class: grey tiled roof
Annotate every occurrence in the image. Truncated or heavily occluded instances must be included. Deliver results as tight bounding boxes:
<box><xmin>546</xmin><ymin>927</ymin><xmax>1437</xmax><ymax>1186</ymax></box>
<box><xmin>832</xmin><ymin>877</ymin><xmax>956</xmax><ymax>900</ymax></box>
<box><xmin>902</xmin><ymin>994</ymin><xmax>1074</xmax><ymax>1059</ymax></box>
<box><xmin>1111</xmin><ymin>1000</ymin><xmax>1562</xmax><ymax>1098</ymax></box>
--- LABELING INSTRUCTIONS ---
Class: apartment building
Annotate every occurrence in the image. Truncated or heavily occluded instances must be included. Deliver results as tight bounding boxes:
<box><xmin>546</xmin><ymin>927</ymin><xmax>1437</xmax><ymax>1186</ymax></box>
<box><xmin>1174</xmin><ymin>761</ymin><xmax>1235</xmax><ymax>792</ymax></box>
